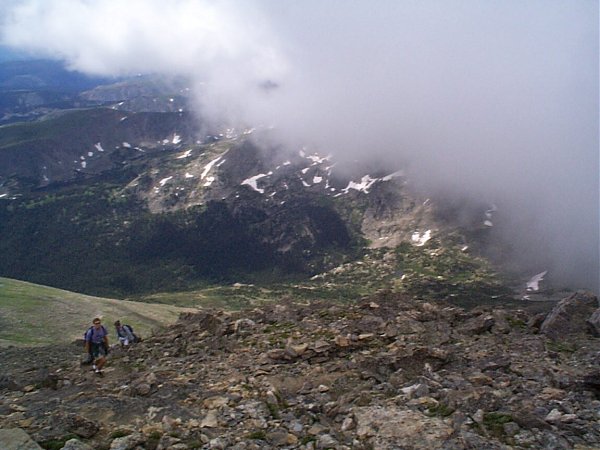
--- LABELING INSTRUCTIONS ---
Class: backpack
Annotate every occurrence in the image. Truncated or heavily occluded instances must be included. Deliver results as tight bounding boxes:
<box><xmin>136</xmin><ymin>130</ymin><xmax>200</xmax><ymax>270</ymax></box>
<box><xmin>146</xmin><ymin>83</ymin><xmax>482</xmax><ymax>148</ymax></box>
<box><xmin>84</xmin><ymin>325</ymin><xmax>108</xmax><ymax>343</ymax></box>
<box><xmin>84</xmin><ymin>325</ymin><xmax>109</xmax><ymax>354</ymax></box>
<box><xmin>123</xmin><ymin>324</ymin><xmax>142</xmax><ymax>343</ymax></box>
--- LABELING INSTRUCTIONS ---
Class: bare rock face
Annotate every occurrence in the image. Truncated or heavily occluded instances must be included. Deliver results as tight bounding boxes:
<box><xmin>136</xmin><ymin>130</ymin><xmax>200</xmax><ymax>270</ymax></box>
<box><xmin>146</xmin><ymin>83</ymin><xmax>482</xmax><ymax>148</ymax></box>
<box><xmin>586</xmin><ymin>308</ymin><xmax>600</xmax><ymax>337</ymax></box>
<box><xmin>540</xmin><ymin>291</ymin><xmax>599</xmax><ymax>339</ymax></box>
<box><xmin>0</xmin><ymin>428</ymin><xmax>42</xmax><ymax>450</ymax></box>
<box><xmin>354</xmin><ymin>407</ymin><xmax>454</xmax><ymax>449</ymax></box>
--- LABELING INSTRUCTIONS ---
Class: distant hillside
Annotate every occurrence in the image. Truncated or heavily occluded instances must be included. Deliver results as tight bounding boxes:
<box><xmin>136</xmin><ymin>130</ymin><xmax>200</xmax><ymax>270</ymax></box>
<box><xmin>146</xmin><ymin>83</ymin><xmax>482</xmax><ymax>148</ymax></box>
<box><xmin>0</xmin><ymin>277</ymin><xmax>196</xmax><ymax>347</ymax></box>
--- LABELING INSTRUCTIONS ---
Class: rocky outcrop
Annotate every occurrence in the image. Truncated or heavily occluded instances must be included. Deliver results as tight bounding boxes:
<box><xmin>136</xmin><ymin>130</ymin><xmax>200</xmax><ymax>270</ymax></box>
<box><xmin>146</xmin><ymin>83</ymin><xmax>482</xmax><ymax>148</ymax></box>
<box><xmin>540</xmin><ymin>291</ymin><xmax>599</xmax><ymax>339</ymax></box>
<box><xmin>0</xmin><ymin>428</ymin><xmax>42</xmax><ymax>450</ymax></box>
<box><xmin>2</xmin><ymin>292</ymin><xmax>600</xmax><ymax>449</ymax></box>
<box><xmin>586</xmin><ymin>307</ymin><xmax>600</xmax><ymax>337</ymax></box>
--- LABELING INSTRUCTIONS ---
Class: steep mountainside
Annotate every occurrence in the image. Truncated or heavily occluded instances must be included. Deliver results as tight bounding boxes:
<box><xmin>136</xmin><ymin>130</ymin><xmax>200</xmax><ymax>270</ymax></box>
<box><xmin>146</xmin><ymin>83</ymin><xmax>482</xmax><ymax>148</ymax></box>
<box><xmin>0</xmin><ymin>68</ymin><xmax>529</xmax><ymax>299</ymax></box>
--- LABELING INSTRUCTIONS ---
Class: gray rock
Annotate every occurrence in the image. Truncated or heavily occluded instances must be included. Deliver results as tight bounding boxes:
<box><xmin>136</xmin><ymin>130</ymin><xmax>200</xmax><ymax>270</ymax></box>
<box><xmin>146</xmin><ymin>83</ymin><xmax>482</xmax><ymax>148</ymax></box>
<box><xmin>60</xmin><ymin>438</ymin><xmax>93</xmax><ymax>450</ymax></box>
<box><xmin>64</xmin><ymin>415</ymin><xmax>99</xmax><ymax>438</ymax></box>
<box><xmin>587</xmin><ymin>308</ymin><xmax>600</xmax><ymax>336</ymax></box>
<box><xmin>354</xmin><ymin>406</ymin><xmax>454</xmax><ymax>449</ymax></box>
<box><xmin>541</xmin><ymin>291</ymin><xmax>599</xmax><ymax>339</ymax></box>
<box><xmin>459</xmin><ymin>314</ymin><xmax>495</xmax><ymax>335</ymax></box>
<box><xmin>0</xmin><ymin>428</ymin><xmax>43</xmax><ymax>450</ymax></box>
<box><xmin>109</xmin><ymin>432</ymin><xmax>145</xmax><ymax>450</ymax></box>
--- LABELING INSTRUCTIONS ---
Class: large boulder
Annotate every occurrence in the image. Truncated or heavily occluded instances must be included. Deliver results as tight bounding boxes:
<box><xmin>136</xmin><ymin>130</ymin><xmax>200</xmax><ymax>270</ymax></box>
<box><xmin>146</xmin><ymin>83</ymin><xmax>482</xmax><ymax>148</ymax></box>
<box><xmin>354</xmin><ymin>406</ymin><xmax>454</xmax><ymax>449</ymax></box>
<box><xmin>0</xmin><ymin>428</ymin><xmax>43</xmax><ymax>450</ymax></box>
<box><xmin>586</xmin><ymin>308</ymin><xmax>600</xmax><ymax>337</ymax></box>
<box><xmin>540</xmin><ymin>291</ymin><xmax>599</xmax><ymax>339</ymax></box>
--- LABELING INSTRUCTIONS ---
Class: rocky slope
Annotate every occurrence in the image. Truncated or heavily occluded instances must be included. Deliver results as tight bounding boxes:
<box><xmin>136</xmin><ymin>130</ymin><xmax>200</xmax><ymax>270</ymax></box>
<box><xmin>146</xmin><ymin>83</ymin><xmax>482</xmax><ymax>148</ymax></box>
<box><xmin>1</xmin><ymin>291</ymin><xmax>599</xmax><ymax>449</ymax></box>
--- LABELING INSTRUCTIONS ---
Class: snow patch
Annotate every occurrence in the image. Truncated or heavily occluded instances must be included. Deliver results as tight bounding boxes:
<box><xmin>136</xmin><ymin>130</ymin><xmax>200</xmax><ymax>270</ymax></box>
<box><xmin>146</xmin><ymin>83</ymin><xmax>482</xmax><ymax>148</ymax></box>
<box><xmin>122</xmin><ymin>142</ymin><xmax>131</xmax><ymax>148</ymax></box>
<box><xmin>81</xmin><ymin>161</ymin><xmax>87</xmax><ymax>168</ymax></box>
<box><xmin>94</xmin><ymin>143</ymin><xmax>105</xmax><ymax>152</ymax></box>
<box><xmin>87</xmin><ymin>151</ymin><xmax>93</xmax><ymax>157</ymax></box>
<box><xmin>201</xmin><ymin>156</ymin><xmax>222</xmax><ymax>179</ymax></box>
<box><xmin>177</xmin><ymin>149</ymin><xmax>193</xmax><ymax>159</ymax></box>
<box><xmin>382</xmin><ymin>170</ymin><xmax>404</xmax><ymax>181</ymax></box>
<box><xmin>313</xmin><ymin>176</ymin><xmax>323</xmax><ymax>184</ymax></box>
<box><xmin>526</xmin><ymin>271</ymin><xmax>547</xmax><ymax>292</ymax></box>
<box><xmin>172</xmin><ymin>134</ymin><xmax>181</xmax><ymax>145</ymax></box>
<box><xmin>304</xmin><ymin>152</ymin><xmax>330</xmax><ymax>165</ymax></box>
<box><xmin>159</xmin><ymin>176</ymin><xmax>173</xmax><ymax>187</ymax></box>
<box><xmin>412</xmin><ymin>230</ymin><xmax>431</xmax><ymax>246</ymax></box>
<box><xmin>484</xmin><ymin>205</ymin><xmax>497</xmax><ymax>227</ymax></box>
<box><xmin>203</xmin><ymin>177</ymin><xmax>215</xmax><ymax>187</ymax></box>
<box><xmin>343</xmin><ymin>175</ymin><xmax>378</xmax><ymax>194</ymax></box>
<box><xmin>185</xmin><ymin>173</ymin><xmax>194</xmax><ymax>178</ymax></box>
<box><xmin>242</xmin><ymin>172</ymin><xmax>272</xmax><ymax>194</ymax></box>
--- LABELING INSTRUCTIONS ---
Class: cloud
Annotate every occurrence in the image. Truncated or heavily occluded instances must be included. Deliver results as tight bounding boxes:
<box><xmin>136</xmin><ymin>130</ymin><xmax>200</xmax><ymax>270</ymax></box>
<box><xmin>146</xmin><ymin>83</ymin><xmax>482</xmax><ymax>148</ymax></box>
<box><xmin>0</xmin><ymin>0</ymin><xmax>289</xmax><ymax>124</ymax></box>
<box><xmin>1</xmin><ymin>0</ymin><xmax>598</xmax><ymax>290</ymax></box>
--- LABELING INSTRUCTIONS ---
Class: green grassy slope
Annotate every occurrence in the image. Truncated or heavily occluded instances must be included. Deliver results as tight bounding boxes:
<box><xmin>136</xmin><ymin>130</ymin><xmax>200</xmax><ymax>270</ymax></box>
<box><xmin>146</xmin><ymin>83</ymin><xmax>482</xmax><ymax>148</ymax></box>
<box><xmin>0</xmin><ymin>277</ymin><xmax>197</xmax><ymax>347</ymax></box>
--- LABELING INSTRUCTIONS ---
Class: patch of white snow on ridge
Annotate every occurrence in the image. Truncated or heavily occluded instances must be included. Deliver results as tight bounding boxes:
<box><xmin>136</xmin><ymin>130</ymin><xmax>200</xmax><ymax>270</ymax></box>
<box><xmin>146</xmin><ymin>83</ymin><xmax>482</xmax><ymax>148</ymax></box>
<box><xmin>484</xmin><ymin>204</ymin><xmax>497</xmax><ymax>227</ymax></box>
<box><xmin>81</xmin><ymin>161</ymin><xmax>87</xmax><ymax>168</ymax></box>
<box><xmin>344</xmin><ymin>175</ymin><xmax>378</xmax><ymax>194</ymax></box>
<box><xmin>203</xmin><ymin>177</ymin><xmax>215</xmax><ymax>187</ymax></box>
<box><xmin>87</xmin><ymin>151</ymin><xmax>94</xmax><ymax>157</ymax></box>
<box><xmin>301</xmin><ymin>168</ymin><xmax>310</xmax><ymax>174</ymax></box>
<box><xmin>177</xmin><ymin>149</ymin><xmax>193</xmax><ymax>159</ymax></box>
<box><xmin>185</xmin><ymin>173</ymin><xmax>194</xmax><ymax>178</ymax></box>
<box><xmin>412</xmin><ymin>230</ymin><xmax>431</xmax><ymax>246</ymax></box>
<box><xmin>242</xmin><ymin>172</ymin><xmax>272</xmax><ymax>194</ymax></box>
<box><xmin>382</xmin><ymin>170</ymin><xmax>404</xmax><ymax>181</ymax></box>
<box><xmin>172</xmin><ymin>134</ymin><xmax>181</xmax><ymax>145</ymax></box>
<box><xmin>122</xmin><ymin>142</ymin><xmax>131</xmax><ymax>148</ymax></box>
<box><xmin>302</xmin><ymin>180</ymin><xmax>311</xmax><ymax>187</ymax></box>
<box><xmin>0</xmin><ymin>193</ymin><xmax>7</xmax><ymax>198</ymax></box>
<box><xmin>304</xmin><ymin>153</ymin><xmax>330</xmax><ymax>165</ymax></box>
<box><xmin>95</xmin><ymin>143</ymin><xmax>105</xmax><ymax>152</ymax></box>
<box><xmin>159</xmin><ymin>176</ymin><xmax>173</xmax><ymax>187</ymax></box>
<box><xmin>313</xmin><ymin>176</ymin><xmax>323</xmax><ymax>184</ymax></box>
<box><xmin>526</xmin><ymin>271</ymin><xmax>548</xmax><ymax>292</ymax></box>
<box><xmin>201</xmin><ymin>156</ymin><xmax>222</xmax><ymax>179</ymax></box>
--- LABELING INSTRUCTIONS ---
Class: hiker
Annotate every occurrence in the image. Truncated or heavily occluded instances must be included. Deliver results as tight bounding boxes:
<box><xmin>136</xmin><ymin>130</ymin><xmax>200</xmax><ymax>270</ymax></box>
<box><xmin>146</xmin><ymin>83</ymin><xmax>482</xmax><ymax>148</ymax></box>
<box><xmin>114</xmin><ymin>320</ymin><xmax>140</xmax><ymax>346</ymax></box>
<box><xmin>84</xmin><ymin>317</ymin><xmax>109</xmax><ymax>375</ymax></box>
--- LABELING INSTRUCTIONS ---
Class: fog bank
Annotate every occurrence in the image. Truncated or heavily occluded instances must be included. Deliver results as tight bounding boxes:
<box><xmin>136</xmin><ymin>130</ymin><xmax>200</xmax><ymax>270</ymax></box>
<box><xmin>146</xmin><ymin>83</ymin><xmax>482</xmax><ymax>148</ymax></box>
<box><xmin>1</xmin><ymin>0</ymin><xmax>597</xmax><ymax>290</ymax></box>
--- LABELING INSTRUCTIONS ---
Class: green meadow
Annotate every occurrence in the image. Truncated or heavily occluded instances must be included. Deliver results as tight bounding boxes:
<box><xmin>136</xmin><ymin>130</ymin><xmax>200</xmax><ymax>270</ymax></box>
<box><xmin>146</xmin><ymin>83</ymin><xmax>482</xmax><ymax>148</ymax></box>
<box><xmin>0</xmin><ymin>277</ymin><xmax>196</xmax><ymax>346</ymax></box>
